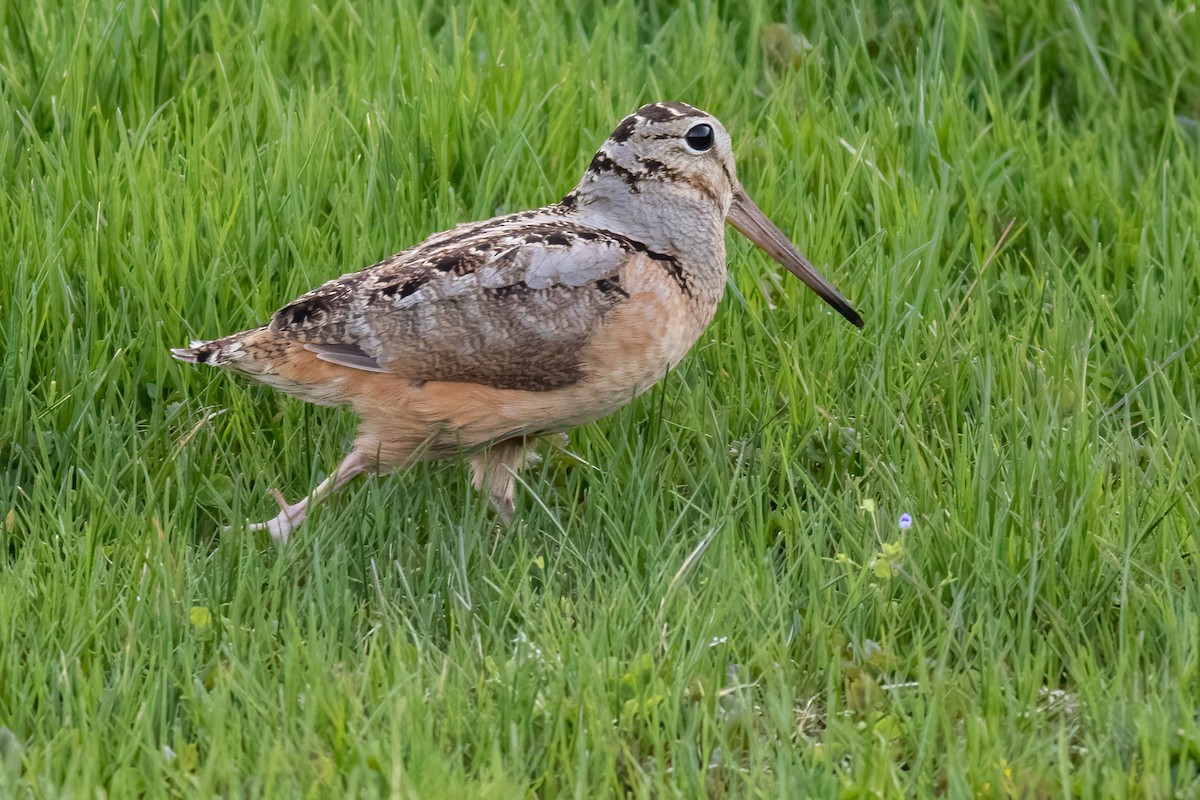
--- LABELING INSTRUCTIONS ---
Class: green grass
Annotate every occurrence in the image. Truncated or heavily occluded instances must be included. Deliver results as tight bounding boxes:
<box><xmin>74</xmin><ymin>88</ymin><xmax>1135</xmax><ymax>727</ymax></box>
<box><xmin>1</xmin><ymin>0</ymin><xmax>1198</xmax><ymax>795</ymax></box>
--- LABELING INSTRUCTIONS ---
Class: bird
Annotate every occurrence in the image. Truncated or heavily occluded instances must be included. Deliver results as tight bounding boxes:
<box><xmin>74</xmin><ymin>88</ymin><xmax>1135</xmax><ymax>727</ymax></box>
<box><xmin>172</xmin><ymin>101</ymin><xmax>863</xmax><ymax>542</ymax></box>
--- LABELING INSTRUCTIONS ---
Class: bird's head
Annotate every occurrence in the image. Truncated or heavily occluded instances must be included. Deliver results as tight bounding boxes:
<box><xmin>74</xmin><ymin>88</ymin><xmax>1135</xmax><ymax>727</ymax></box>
<box><xmin>568</xmin><ymin>101</ymin><xmax>863</xmax><ymax>328</ymax></box>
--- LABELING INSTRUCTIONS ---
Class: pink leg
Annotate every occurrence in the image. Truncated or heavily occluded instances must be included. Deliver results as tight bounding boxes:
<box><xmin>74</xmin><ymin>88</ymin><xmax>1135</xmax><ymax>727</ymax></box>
<box><xmin>230</xmin><ymin>450</ymin><xmax>374</xmax><ymax>543</ymax></box>
<box><xmin>469</xmin><ymin>438</ymin><xmax>528</xmax><ymax>521</ymax></box>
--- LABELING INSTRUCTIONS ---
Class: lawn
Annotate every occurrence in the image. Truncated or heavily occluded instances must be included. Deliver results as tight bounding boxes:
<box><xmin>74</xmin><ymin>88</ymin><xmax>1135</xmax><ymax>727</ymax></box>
<box><xmin>1</xmin><ymin>0</ymin><xmax>1198</xmax><ymax>796</ymax></box>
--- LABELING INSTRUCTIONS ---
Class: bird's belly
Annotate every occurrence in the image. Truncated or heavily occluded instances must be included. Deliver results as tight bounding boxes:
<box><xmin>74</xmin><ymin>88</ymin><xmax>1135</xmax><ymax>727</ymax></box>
<box><xmin>474</xmin><ymin>331</ymin><xmax>700</xmax><ymax>439</ymax></box>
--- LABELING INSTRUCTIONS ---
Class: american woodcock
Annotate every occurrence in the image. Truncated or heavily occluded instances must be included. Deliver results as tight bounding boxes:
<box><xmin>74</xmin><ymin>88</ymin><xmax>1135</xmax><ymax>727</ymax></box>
<box><xmin>173</xmin><ymin>101</ymin><xmax>863</xmax><ymax>541</ymax></box>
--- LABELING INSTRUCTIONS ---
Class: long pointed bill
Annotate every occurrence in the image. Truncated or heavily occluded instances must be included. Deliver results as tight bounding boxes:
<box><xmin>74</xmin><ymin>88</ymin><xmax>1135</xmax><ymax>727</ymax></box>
<box><xmin>727</xmin><ymin>189</ymin><xmax>863</xmax><ymax>328</ymax></box>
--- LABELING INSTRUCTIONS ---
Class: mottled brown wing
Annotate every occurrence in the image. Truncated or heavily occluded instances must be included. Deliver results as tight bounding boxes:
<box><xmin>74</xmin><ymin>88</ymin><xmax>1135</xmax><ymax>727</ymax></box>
<box><xmin>269</xmin><ymin>218</ymin><xmax>647</xmax><ymax>391</ymax></box>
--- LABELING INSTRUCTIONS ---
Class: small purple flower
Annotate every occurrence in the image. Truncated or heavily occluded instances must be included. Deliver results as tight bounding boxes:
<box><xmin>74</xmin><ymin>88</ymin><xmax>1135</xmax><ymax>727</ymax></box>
<box><xmin>898</xmin><ymin>513</ymin><xmax>913</xmax><ymax>530</ymax></box>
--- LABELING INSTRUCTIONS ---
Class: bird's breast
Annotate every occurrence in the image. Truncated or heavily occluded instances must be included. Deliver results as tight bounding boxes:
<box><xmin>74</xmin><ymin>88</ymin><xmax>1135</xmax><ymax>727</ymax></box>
<box><xmin>566</xmin><ymin>247</ymin><xmax>725</xmax><ymax>417</ymax></box>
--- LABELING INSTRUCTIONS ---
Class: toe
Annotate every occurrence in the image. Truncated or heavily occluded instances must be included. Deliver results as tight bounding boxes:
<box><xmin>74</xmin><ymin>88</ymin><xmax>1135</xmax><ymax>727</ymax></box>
<box><xmin>264</xmin><ymin>516</ymin><xmax>292</xmax><ymax>544</ymax></box>
<box><xmin>243</xmin><ymin>513</ymin><xmax>293</xmax><ymax>543</ymax></box>
<box><xmin>267</xmin><ymin>488</ymin><xmax>290</xmax><ymax>510</ymax></box>
<box><xmin>495</xmin><ymin>497</ymin><xmax>516</xmax><ymax>522</ymax></box>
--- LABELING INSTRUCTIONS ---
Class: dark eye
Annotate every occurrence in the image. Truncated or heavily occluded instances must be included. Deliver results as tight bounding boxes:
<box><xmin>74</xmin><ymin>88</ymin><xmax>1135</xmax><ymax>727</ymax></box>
<box><xmin>684</xmin><ymin>123</ymin><xmax>715</xmax><ymax>153</ymax></box>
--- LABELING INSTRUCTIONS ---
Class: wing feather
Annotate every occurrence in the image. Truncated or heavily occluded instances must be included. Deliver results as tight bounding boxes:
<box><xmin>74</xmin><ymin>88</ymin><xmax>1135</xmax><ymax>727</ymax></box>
<box><xmin>270</xmin><ymin>214</ymin><xmax>644</xmax><ymax>391</ymax></box>
<box><xmin>304</xmin><ymin>343</ymin><xmax>387</xmax><ymax>373</ymax></box>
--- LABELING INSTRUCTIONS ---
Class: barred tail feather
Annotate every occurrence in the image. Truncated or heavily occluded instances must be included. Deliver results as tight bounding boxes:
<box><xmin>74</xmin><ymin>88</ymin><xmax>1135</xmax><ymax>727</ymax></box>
<box><xmin>170</xmin><ymin>329</ymin><xmax>259</xmax><ymax>366</ymax></box>
<box><xmin>169</xmin><ymin>345</ymin><xmax>204</xmax><ymax>363</ymax></box>
<box><xmin>170</xmin><ymin>326</ymin><xmax>352</xmax><ymax>407</ymax></box>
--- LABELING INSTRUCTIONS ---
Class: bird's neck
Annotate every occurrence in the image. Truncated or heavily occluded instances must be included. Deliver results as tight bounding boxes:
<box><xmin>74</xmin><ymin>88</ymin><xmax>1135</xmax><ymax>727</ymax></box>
<box><xmin>554</xmin><ymin>179</ymin><xmax>729</xmax><ymax>316</ymax></box>
<box><xmin>562</xmin><ymin>178</ymin><xmax>728</xmax><ymax>267</ymax></box>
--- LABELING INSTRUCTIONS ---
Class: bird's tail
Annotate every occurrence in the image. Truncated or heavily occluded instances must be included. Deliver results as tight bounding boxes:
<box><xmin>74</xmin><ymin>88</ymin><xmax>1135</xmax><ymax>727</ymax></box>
<box><xmin>170</xmin><ymin>328</ymin><xmax>263</xmax><ymax>366</ymax></box>
<box><xmin>170</xmin><ymin>326</ymin><xmax>351</xmax><ymax>407</ymax></box>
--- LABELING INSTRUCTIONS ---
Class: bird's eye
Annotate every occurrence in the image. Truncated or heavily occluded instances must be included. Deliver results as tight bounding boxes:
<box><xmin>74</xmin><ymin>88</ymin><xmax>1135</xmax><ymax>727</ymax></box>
<box><xmin>683</xmin><ymin>123</ymin><xmax>715</xmax><ymax>153</ymax></box>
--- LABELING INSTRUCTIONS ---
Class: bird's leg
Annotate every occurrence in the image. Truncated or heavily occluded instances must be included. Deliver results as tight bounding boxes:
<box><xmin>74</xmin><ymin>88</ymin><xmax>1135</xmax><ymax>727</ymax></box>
<box><xmin>469</xmin><ymin>438</ymin><xmax>528</xmax><ymax>521</ymax></box>
<box><xmin>235</xmin><ymin>450</ymin><xmax>374</xmax><ymax>543</ymax></box>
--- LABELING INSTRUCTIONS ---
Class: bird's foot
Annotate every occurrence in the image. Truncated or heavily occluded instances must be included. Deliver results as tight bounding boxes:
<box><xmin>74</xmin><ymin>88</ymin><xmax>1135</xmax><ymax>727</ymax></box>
<box><xmin>224</xmin><ymin>488</ymin><xmax>309</xmax><ymax>543</ymax></box>
<box><xmin>492</xmin><ymin>494</ymin><xmax>516</xmax><ymax>523</ymax></box>
<box><xmin>470</xmin><ymin>440</ymin><xmax>526</xmax><ymax>523</ymax></box>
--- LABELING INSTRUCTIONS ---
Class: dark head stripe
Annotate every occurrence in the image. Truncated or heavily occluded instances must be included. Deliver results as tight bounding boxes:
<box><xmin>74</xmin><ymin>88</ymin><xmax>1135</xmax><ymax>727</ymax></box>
<box><xmin>636</xmin><ymin>102</ymin><xmax>705</xmax><ymax>123</ymax></box>
<box><xmin>604</xmin><ymin>103</ymin><xmax>709</xmax><ymax>149</ymax></box>
<box><xmin>609</xmin><ymin>115</ymin><xmax>638</xmax><ymax>143</ymax></box>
